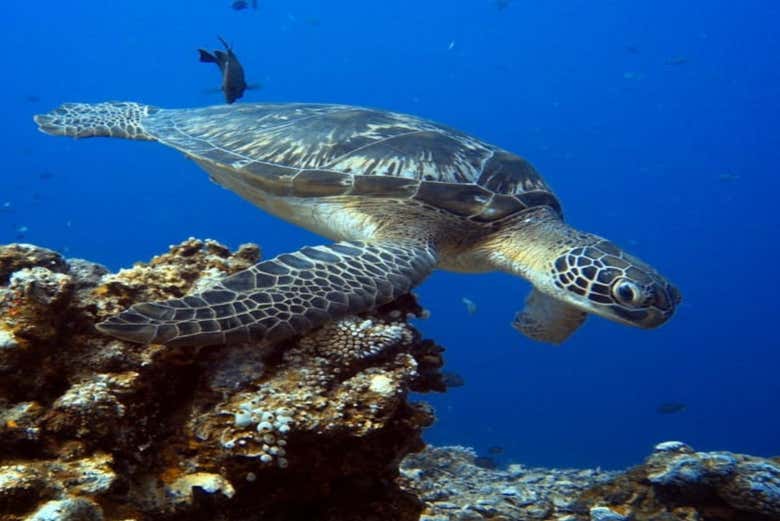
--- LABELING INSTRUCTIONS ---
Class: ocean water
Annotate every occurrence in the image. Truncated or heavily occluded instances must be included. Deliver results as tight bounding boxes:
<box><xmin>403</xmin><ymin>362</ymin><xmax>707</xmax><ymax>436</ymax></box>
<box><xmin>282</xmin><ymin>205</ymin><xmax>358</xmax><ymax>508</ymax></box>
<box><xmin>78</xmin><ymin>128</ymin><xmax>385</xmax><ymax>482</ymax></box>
<box><xmin>3</xmin><ymin>0</ymin><xmax>778</xmax><ymax>470</ymax></box>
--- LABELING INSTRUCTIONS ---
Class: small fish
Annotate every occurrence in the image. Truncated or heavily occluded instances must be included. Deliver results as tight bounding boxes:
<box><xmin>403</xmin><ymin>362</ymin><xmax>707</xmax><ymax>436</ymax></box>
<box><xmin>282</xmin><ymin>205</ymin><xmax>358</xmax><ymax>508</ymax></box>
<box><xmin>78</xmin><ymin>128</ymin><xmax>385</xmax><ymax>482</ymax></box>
<box><xmin>623</xmin><ymin>71</ymin><xmax>644</xmax><ymax>81</ymax></box>
<box><xmin>656</xmin><ymin>402</ymin><xmax>687</xmax><ymax>415</ymax></box>
<box><xmin>231</xmin><ymin>0</ymin><xmax>248</xmax><ymax>10</ymax></box>
<box><xmin>473</xmin><ymin>456</ymin><xmax>498</xmax><ymax>470</ymax></box>
<box><xmin>461</xmin><ymin>297</ymin><xmax>477</xmax><ymax>315</ymax></box>
<box><xmin>441</xmin><ymin>371</ymin><xmax>465</xmax><ymax>388</ymax></box>
<box><xmin>25</xmin><ymin>95</ymin><xmax>41</xmax><ymax>103</ymax></box>
<box><xmin>665</xmin><ymin>56</ymin><xmax>689</xmax><ymax>66</ymax></box>
<box><xmin>495</xmin><ymin>0</ymin><xmax>511</xmax><ymax>11</ymax></box>
<box><xmin>198</xmin><ymin>37</ymin><xmax>249</xmax><ymax>104</ymax></box>
<box><xmin>719</xmin><ymin>172</ymin><xmax>740</xmax><ymax>183</ymax></box>
<box><xmin>39</xmin><ymin>171</ymin><xmax>55</xmax><ymax>181</ymax></box>
<box><xmin>487</xmin><ymin>445</ymin><xmax>504</xmax><ymax>455</ymax></box>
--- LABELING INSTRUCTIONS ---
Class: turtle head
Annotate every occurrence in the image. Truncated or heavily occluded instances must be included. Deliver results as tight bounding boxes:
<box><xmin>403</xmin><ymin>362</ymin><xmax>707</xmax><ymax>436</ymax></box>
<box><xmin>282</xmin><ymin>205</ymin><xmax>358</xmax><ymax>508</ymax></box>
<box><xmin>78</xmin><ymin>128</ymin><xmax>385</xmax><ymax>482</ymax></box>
<box><xmin>489</xmin><ymin>208</ymin><xmax>680</xmax><ymax>342</ymax></box>
<box><xmin>547</xmin><ymin>238</ymin><xmax>681</xmax><ymax>329</ymax></box>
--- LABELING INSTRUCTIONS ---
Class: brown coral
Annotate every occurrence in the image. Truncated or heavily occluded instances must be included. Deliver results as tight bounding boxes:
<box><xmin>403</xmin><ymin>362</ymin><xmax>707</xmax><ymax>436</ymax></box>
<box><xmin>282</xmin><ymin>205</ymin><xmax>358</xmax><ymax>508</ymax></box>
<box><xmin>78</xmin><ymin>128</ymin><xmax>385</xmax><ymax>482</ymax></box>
<box><xmin>4</xmin><ymin>240</ymin><xmax>775</xmax><ymax>521</ymax></box>
<box><xmin>0</xmin><ymin>239</ymin><xmax>445</xmax><ymax>521</ymax></box>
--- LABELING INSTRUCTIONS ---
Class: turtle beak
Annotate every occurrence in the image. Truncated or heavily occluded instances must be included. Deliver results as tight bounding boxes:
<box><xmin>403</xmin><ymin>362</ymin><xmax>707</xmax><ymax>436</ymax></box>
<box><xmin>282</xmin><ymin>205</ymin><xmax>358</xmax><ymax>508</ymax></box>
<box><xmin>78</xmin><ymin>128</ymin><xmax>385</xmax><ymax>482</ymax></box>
<box><xmin>609</xmin><ymin>281</ymin><xmax>681</xmax><ymax>329</ymax></box>
<box><xmin>654</xmin><ymin>281</ymin><xmax>682</xmax><ymax>324</ymax></box>
<box><xmin>667</xmin><ymin>283</ymin><xmax>682</xmax><ymax>308</ymax></box>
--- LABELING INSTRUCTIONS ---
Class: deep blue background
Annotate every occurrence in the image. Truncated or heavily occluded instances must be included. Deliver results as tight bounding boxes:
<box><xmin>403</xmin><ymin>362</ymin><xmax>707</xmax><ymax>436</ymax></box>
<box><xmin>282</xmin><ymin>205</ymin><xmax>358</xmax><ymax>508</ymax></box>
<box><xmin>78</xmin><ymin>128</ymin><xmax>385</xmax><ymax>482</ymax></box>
<box><xmin>3</xmin><ymin>1</ymin><xmax>778</xmax><ymax>469</ymax></box>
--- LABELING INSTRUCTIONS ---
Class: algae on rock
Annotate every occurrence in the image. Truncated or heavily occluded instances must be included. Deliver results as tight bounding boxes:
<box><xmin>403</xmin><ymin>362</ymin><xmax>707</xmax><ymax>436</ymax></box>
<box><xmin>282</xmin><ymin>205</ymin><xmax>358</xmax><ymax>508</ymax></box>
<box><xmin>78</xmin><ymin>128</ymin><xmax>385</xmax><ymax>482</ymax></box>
<box><xmin>1</xmin><ymin>240</ymin><xmax>777</xmax><ymax>521</ymax></box>
<box><xmin>0</xmin><ymin>239</ymin><xmax>445</xmax><ymax>521</ymax></box>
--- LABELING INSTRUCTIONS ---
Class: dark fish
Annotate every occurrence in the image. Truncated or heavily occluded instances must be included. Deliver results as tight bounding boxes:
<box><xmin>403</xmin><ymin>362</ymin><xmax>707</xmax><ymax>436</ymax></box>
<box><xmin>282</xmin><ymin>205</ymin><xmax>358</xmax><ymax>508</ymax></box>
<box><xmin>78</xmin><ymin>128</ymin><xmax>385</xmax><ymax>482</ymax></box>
<box><xmin>656</xmin><ymin>402</ymin><xmax>687</xmax><ymax>414</ymax></box>
<box><xmin>495</xmin><ymin>0</ymin><xmax>511</xmax><ymax>10</ymax></box>
<box><xmin>665</xmin><ymin>56</ymin><xmax>689</xmax><ymax>65</ymax></box>
<box><xmin>252</xmin><ymin>0</ymin><xmax>258</xmax><ymax>8</ymax></box>
<box><xmin>487</xmin><ymin>445</ymin><xmax>504</xmax><ymax>455</ymax></box>
<box><xmin>719</xmin><ymin>172</ymin><xmax>740</xmax><ymax>183</ymax></box>
<box><xmin>198</xmin><ymin>37</ymin><xmax>248</xmax><ymax>104</ymax></box>
<box><xmin>474</xmin><ymin>456</ymin><xmax>498</xmax><ymax>470</ymax></box>
<box><xmin>39</xmin><ymin>171</ymin><xmax>55</xmax><ymax>180</ymax></box>
<box><xmin>15</xmin><ymin>226</ymin><xmax>28</xmax><ymax>240</ymax></box>
<box><xmin>441</xmin><ymin>371</ymin><xmax>465</xmax><ymax>388</ymax></box>
<box><xmin>231</xmin><ymin>1</ymin><xmax>248</xmax><ymax>10</ymax></box>
<box><xmin>25</xmin><ymin>95</ymin><xmax>41</xmax><ymax>103</ymax></box>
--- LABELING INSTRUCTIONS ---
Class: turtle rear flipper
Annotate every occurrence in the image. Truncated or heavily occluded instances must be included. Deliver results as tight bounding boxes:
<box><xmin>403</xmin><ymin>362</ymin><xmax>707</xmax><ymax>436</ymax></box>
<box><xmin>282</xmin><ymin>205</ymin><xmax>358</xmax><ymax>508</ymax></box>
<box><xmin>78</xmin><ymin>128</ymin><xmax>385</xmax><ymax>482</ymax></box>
<box><xmin>97</xmin><ymin>241</ymin><xmax>438</xmax><ymax>347</ymax></box>
<box><xmin>512</xmin><ymin>288</ymin><xmax>586</xmax><ymax>344</ymax></box>
<box><xmin>33</xmin><ymin>102</ymin><xmax>158</xmax><ymax>140</ymax></box>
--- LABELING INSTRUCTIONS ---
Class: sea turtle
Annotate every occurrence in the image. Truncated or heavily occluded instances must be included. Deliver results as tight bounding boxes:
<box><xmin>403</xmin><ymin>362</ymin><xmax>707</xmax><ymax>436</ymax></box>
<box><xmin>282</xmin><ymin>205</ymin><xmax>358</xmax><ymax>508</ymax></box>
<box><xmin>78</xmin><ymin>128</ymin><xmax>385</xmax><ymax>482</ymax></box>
<box><xmin>33</xmin><ymin>102</ymin><xmax>680</xmax><ymax>346</ymax></box>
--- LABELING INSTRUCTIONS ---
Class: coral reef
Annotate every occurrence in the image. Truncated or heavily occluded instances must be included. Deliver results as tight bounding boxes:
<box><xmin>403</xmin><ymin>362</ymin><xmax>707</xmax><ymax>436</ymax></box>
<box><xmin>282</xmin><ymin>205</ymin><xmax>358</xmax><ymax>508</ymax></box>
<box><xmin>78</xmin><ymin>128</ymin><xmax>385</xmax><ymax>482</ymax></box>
<box><xmin>583</xmin><ymin>441</ymin><xmax>780</xmax><ymax>521</ymax></box>
<box><xmin>1</xmin><ymin>240</ymin><xmax>777</xmax><ymax>521</ymax></box>
<box><xmin>401</xmin><ymin>445</ymin><xmax>618</xmax><ymax>520</ymax></box>
<box><xmin>401</xmin><ymin>442</ymin><xmax>780</xmax><ymax>521</ymax></box>
<box><xmin>0</xmin><ymin>239</ymin><xmax>445</xmax><ymax>520</ymax></box>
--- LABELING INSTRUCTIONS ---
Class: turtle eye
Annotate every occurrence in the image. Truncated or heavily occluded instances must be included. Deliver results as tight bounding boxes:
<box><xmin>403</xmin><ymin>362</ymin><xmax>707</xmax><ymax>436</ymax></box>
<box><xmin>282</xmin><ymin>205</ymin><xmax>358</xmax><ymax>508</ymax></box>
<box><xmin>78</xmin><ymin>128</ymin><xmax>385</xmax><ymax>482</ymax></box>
<box><xmin>611</xmin><ymin>279</ymin><xmax>643</xmax><ymax>307</ymax></box>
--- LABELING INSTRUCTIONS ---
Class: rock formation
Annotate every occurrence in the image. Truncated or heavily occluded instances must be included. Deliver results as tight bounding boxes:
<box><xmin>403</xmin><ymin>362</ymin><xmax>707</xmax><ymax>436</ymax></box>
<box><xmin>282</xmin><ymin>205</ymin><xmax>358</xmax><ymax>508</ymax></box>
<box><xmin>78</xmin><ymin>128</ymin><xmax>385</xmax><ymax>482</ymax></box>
<box><xmin>1</xmin><ymin>241</ymin><xmax>777</xmax><ymax>521</ymax></box>
<box><xmin>0</xmin><ymin>240</ymin><xmax>444</xmax><ymax>520</ymax></box>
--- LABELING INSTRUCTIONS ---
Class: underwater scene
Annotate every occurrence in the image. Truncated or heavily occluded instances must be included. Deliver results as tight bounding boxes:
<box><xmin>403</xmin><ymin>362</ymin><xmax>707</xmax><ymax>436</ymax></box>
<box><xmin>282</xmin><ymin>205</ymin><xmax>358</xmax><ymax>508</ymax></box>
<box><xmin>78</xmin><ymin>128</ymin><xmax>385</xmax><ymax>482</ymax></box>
<box><xmin>2</xmin><ymin>0</ymin><xmax>778</xmax><ymax>519</ymax></box>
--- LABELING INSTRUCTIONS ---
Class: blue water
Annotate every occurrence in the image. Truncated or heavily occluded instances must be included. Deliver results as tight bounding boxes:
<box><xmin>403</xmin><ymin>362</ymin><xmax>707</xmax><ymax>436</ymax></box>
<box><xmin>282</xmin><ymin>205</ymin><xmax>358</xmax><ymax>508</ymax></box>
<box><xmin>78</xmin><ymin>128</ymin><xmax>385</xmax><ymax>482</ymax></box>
<box><xmin>3</xmin><ymin>0</ymin><xmax>778</xmax><ymax>469</ymax></box>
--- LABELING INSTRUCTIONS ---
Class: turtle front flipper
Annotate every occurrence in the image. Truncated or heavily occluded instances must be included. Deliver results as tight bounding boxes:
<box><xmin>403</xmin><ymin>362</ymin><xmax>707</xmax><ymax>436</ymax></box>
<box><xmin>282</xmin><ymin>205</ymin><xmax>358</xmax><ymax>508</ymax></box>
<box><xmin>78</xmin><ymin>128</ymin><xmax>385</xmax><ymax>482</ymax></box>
<box><xmin>511</xmin><ymin>288</ymin><xmax>587</xmax><ymax>344</ymax></box>
<box><xmin>97</xmin><ymin>241</ymin><xmax>438</xmax><ymax>347</ymax></box>
<box><xmin>33</xmin><ymin>102</ymin><xmax>158</xmax><ymax>140</ymax></box>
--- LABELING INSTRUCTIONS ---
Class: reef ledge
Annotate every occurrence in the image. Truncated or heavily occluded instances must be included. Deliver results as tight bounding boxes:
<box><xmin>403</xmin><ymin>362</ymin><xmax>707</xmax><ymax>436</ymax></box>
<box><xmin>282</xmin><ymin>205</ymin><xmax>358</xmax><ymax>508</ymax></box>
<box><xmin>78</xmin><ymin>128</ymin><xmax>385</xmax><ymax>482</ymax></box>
<box><xmin>0</xmin><ymin>239</ymin><xmax>445</xmax><ymax>521</ymax></box>
<box><xmin>0</xmin><ymin>240</ymin><xmax>777</xmax><ymax>521</ymax></box>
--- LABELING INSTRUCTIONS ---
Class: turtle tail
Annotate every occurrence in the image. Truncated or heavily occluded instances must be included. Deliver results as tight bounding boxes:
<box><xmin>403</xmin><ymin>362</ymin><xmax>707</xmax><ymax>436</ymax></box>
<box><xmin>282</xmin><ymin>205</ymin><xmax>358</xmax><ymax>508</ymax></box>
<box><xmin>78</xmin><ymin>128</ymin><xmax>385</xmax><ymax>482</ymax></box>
<box><xmin>33</xmin><ymin>101</ymin><xmax>159</xmax><ymax>141</ymax></box>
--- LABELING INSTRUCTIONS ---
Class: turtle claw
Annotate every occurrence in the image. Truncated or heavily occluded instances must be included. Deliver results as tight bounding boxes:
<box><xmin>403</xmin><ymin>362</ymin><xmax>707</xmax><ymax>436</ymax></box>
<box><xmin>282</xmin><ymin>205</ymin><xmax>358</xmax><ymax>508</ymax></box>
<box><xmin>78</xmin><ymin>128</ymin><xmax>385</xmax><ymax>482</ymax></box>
<box><xmin>96</xmin><ymin>317</ymin><xmax>173</xmax><ymax>345</ymax></box>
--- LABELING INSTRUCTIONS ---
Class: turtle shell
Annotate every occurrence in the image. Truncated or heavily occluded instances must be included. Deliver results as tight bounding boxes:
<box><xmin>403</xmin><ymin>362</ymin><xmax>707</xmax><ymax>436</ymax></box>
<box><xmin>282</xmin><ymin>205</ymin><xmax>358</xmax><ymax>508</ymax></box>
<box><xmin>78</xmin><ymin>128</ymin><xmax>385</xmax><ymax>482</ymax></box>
<box><xmin>144</xmin><ymin>103</ymin><xmax>561</xmax><ymax>222</ymax></box>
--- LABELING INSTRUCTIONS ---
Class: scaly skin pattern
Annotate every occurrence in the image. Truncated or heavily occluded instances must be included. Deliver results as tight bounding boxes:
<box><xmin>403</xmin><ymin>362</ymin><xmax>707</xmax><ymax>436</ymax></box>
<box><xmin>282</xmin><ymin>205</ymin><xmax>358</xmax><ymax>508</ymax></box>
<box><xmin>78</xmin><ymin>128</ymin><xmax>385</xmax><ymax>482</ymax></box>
<box><xmin>97</xmin><ymin>241</ymin><xmax>438</xmax><ymax>347</ymax></box>
<box><xmin>484</xmin><ymin>207</ymin><xmax>680</xmax><ymax>334</ymax></box>
<box><xmin>34</xmin><ymin>102</ymin><xmax>158</xmax><ymax>140</ymax></box>
<box><xmin>34</xmin><ymin>101</ymin><xmax>680</xmax><ymax>346</ymax></box>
